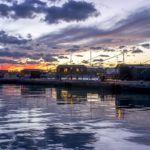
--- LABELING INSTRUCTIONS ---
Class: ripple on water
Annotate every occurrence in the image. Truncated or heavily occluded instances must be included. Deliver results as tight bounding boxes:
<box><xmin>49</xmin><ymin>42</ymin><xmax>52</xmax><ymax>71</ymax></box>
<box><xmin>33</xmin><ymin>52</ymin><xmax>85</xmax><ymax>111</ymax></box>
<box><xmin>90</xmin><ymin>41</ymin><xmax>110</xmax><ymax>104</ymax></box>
<box><xmin>0</xmin><ymin>85</ymin><xmax>150</xmax><ymax>150</ymax></box>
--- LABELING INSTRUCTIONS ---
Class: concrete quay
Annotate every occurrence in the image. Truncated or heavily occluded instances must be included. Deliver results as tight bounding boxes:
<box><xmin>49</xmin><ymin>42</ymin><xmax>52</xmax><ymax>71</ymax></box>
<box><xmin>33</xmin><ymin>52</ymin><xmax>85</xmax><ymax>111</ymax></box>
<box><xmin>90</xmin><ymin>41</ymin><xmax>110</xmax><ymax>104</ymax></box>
<box><xmin>0</xmin><ymin>78</ymin><xmax>150</xmax><ymax>93</ymax></box>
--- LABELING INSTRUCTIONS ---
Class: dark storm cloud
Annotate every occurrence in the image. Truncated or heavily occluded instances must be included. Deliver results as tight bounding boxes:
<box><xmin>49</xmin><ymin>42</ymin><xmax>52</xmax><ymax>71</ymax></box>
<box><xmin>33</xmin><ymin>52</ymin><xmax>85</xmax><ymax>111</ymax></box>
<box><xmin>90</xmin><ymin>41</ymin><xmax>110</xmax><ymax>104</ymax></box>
<box><xmin>103</xmin><ymin>48</ymin><xmax>115</xmax><ymax>52</ymax></box>
<box><xmin>0</xmin><ymin>49</ymin><xmax>58</xmax><ymax>63</ymax></box>
<box><xmin>90</xmin><ymin>46</ymin><xmax>103</xmax><ymax>50</ymax></box>
<box><xmin>76</xmin><ymin>55</ymin><xmax>83</xmax><ymax>57</ymax></box>
<box><xmin>66</xmin><ymin>45</ymin><xmax>81</xmax><ymax>52</ymax></box>
<box><xmin>0</xmin><ymin>31</ymin><xmax>30</xmax><ymax>44</ymax></box>
<box><xmin>132</xmin><ymin>48</ymin><xmax>143</xmax><ymax>53</ymax></box>
<box><xmin>11</xmin><ymin>0</ymin><xmax>46</xmax><ymax>19</ymax></box>
<box><xmin>141</xmin><ymin>43</ymin><xmax>150</xmax><ymax>48</ymax></box>
<box><xmin>122</xmin><ymin>49</ymin><xmax>129</xmax><ymax>53</ymax></box>
<box><xmin>99</xmin><ymin>7</ymin><xmax>150</xmax><ymax>45</ymax></box>
<box><xmin>38</xmin><ymin>25</ymin><xmax>119</xmax><ymax>49</ymax></box>
<box><xmin>119</xmin><ymin>46</ymin><xmax>126</xmax><ymax>49</ymax></box>
<box><xmin>39</xmin><ymin>27</ymin><xmax>104</xmax><ymax>48</ymax></box>
<box><xmin>73</xmin><ymin>45</ymin><xmax>80</xmax><ymax>49</ymax></box>
<box><xmin>0</xmin><ymin>0</ymin><xmax>44</xmax><ymax>18</ymax></box>
<box><xmin>30</xmin><ymin>53</ymin><xmax>58</xmax><ymax>62</ymax></box>
<box><xmin>66</xmin><ymin>48</ymin><xmax>78</xmax><ymax>52</ymax></box>
<box><xmin>39</xmin><ymin>6</ymin><xmax>150</xmax><ymax>47</ymax></box>
<box><xmin>81</xmin><ymin>60</ymin><xmax>89</xmax><ymax>64</ymax></box>
<box><xmin>0</xmin><ymin>47</ymin><xmax>9</xmax><ymax>51</ymax></box>
<box><xmin>99</xmin><ymin>54</ymin><xmax>109</xmax><ymax>57</ymax></box>
<box><xmin>48</xmin><ymin>0</ymin><xmax>61</xmax><ymax>2</ymax></box>
<box><xmin>26</xmin><ymin>0</ymin><xmax>46</xmax><ymax>5</ymax></box>
<box><xmin>93</xmin><ymin>59</ymin><xmax>103</xmax><ymax>62</ymax></box>
<box><xmin>0</xmin><ymin>4</ymin><xmax>10</xmax><ymax>17</ymax></box>
<box><xmin>1</xmin><ymin>0</ymin><xmax>16</xmax><ymax>2</ymax></box>
<box><xmin>0</xmin><ymin>58</ymin><xmax>18</xmax><ymax>64</ymax></box>
<box><xmin>0</xmin><ymin>50</ymin><xmax>29</xmax><ymax>58</ymax></box>
<box><xmin>19</xmin><ymin>45</ymin><xmax>33</xmax><ymax>50</ymax></box>
<box><xmin>42</xmin><ymin>55</ymin><xmax>58</xmax><ymax>62</ymax></box>
<box><xmin>44</xmin><ymin>1</ymin><xmax>98</xmax><ymax>23</ymax></box>
<box><xmin>52</xmin><ymin>46</ymin><xmax>61</xmax><ymax>49</ymax></box>
<box><xmin>0</xmin><ymin>0</ymin><xmax>98</xmax><ymax>23</ymax></box>
<box><xmin>115</xmin><ymin>7</ymin><xmax>150</xmax><ymax>36</ymax></box>
<box><xmin>58</xmin><ymin>56</ymin><xmax>69</xmax><ymax>59</ymax></box>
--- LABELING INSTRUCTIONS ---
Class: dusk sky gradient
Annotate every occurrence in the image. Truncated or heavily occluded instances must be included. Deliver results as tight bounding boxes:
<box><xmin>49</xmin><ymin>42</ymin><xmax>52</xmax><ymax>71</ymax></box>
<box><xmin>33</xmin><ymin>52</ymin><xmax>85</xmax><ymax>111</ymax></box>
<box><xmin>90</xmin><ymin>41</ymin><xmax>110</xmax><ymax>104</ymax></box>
<box><xmin>0</xmin><ymin>0</ymin><xmax>150</xmax><ymax>67</ymax></box>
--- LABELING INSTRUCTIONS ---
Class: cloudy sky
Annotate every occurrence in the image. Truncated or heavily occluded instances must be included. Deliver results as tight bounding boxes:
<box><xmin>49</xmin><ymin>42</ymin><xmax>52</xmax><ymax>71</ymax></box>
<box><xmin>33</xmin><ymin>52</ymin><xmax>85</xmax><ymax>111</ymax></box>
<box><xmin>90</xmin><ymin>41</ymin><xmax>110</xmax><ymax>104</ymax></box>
<box><xmin>0</xmin><ymin>0</ymin><xmax>150</xmax><ymax>67</ymax></box>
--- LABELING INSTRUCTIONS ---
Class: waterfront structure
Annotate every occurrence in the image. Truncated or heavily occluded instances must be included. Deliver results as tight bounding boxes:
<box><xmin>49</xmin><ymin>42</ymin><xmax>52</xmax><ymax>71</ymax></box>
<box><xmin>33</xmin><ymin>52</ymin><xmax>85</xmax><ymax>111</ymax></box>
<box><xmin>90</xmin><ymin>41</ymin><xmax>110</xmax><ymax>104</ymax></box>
<box><xmin>117</xmin><ymin>64</ymin><xmax>150</xmax><ymax>81</ymax></box>
<box><xmin>0</xmin><ymin>70</ymin><xmax>8</xmax><ymax>78</ymax></box>
<box><xmin>56</xmin><ymin>65</ymin><xmax>87</xmax><ymax>80</ymax></box>
<box><xmin>0</xmin><ymin>70</ymin><xmax>19</xmax><ymax>79</ymax></box>
<box><xmin>87</xmin><ymin>67</ymin><xmax>105</xmax><ymax>75</ymax></box>
<box><xmin>105</xmin><ymin>68</ymin><xmax>118</xmax><ymax>80</ymax></box>
<box><xmin>21</xmin><ymin>69</ymin><xmax>46</xmax><ymax>78</ymax></box>
<box><xmin>56</xmin><ymin>65</ymin><xmax>87</xmax><ymax>75</ymax></box>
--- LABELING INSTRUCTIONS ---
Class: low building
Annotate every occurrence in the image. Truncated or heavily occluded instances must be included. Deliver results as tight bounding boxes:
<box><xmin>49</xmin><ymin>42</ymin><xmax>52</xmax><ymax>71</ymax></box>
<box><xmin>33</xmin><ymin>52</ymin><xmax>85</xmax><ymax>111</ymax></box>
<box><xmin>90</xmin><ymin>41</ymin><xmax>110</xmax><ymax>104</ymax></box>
<box><xmin>117</xmin><ymin>64</ymin><xmax>150</xmax><ymax>81</ymax></box>
<box><xmin>56</xmin><ymin>65</ymin><xmax>87</xmax><ymax>75</ymax></box>
<box><xmin>87</xmin><ymin>67</ymin><xmax>105</xmax><ymax>75</ymax></box>
<box><xmin>8</xmin><ymin>71</ymin><xmax>20</xmax><ymax>79</ymax></box>
<box><xmin>105</xmin><ymin>68</ymin><xmax>119</xmax><ymax>80</ymax></box>
<box><xmin>0</xmin><ymin>70</ymin><xmax>8</xmax><ymax>78</ymax></box>
<box><xmin>21</xmin><ymin>69</ymin><xmax>46</xmax><ymax>79</ymax></box>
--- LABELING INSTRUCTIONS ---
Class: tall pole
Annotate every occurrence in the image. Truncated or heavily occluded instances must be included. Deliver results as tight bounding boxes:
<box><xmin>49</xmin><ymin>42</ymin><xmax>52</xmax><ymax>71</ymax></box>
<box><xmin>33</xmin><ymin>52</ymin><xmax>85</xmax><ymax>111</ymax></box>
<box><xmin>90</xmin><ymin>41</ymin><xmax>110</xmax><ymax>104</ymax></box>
<box><xmin>123</xmin><ymin>51</ymin><xmax>125</xmax><ymax>64</ymax></box>
<box><xmin>70</xmin><ymin>51</ymin><xmax>72</xmax><ymax>64</ymax></box>
<box><xmin>116</xmin><ymin>56</ymin><xmax>118</xmax><ymax>65</ymax></box>
<box><xmin>90</xmin><ymin>50</ymin><xmax>92</xmax><ymax>66</ymax></box>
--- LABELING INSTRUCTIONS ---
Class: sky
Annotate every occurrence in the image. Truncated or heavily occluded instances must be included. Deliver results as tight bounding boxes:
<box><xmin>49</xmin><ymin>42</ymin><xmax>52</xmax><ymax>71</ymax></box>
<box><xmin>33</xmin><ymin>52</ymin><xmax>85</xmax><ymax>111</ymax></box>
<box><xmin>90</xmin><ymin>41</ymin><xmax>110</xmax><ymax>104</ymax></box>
<box><xmin>0</xmin><ymin>0</ymin><xmax>150</xmax><ymax>68</ymax></box>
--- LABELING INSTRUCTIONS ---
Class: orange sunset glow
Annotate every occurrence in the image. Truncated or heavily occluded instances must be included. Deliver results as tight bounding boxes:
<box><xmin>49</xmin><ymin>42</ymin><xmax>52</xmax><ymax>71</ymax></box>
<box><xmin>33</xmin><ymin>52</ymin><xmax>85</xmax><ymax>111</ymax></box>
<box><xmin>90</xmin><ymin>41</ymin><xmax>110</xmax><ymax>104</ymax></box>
<box><xmin>0</xmin><ymin>64</ymin><xmax>56</xmax><ymax>72</ymax></box>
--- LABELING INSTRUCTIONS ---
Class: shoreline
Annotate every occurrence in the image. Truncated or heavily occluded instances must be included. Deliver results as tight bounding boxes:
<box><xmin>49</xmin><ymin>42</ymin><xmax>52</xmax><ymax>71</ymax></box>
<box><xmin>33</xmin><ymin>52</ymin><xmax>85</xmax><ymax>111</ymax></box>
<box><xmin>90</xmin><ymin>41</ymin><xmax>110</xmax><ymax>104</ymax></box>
<box><xmin>0</xmin><ymin>78</ymin><xmax>150</xmax><ymax>94</ymax></box>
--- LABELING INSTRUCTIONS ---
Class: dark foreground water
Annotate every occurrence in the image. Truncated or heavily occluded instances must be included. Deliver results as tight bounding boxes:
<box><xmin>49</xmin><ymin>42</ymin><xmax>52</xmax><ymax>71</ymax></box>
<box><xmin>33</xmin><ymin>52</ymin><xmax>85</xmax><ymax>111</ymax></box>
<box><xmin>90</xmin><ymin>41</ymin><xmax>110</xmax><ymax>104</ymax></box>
<box><xmin>0</xmin><ymin>85</ymin><xmax>150</xmax><ymax>150</ymax></box>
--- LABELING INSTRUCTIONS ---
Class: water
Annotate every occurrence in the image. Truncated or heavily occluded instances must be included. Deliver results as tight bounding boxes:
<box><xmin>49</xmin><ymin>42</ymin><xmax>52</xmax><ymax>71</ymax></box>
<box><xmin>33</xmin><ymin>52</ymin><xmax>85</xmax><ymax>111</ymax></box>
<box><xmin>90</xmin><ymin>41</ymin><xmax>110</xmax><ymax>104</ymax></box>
<box><xmin>0</xmin><ymin>85</ymin><xmax>150</xmax><ymax>150</ymax></box>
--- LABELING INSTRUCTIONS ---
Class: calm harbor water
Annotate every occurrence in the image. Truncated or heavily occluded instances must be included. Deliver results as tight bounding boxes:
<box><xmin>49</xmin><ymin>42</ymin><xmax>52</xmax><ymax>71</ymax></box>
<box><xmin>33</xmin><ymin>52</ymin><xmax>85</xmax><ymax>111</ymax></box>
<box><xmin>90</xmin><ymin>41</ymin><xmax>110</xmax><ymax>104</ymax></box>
<box><xmin>0</xmin><ymin>84</ymin><xmax>150</xmax><ymax>150</ymax></box>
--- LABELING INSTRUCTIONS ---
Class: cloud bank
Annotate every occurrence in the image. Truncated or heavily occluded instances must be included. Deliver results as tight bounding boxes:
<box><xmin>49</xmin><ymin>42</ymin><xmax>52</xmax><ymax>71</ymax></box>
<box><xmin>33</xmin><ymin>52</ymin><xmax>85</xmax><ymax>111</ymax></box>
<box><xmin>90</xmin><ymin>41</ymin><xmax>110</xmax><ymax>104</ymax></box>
<box><xmin>0</xmin><ymin>0</ymin><xmax>98</xmax><ymax>23</ymax></box>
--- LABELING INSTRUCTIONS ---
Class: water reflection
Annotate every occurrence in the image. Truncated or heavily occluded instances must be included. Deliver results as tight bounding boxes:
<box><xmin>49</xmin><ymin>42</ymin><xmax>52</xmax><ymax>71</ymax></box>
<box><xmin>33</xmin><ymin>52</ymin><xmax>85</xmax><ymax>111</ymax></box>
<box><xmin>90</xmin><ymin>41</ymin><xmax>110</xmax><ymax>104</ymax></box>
<box><xmin>116</xmin><ymin>94</ymin><xmax>150</xmax><ymax>108</ymax></box>
<box><xmin>0</xmin><ymin>85</ymin><xmax>150</xmax><ymax>150</ymax></box>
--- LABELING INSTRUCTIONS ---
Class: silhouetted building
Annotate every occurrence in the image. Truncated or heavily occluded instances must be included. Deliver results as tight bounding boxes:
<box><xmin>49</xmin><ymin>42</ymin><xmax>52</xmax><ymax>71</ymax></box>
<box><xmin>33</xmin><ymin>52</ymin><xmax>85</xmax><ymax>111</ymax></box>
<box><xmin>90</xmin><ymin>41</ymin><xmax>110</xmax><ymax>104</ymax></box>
<box><xmin>0</xmin><ymin>70</ymin><xmax>8</xmax><ymax>78</ymax></box>
<box><xmin>87</xmin><ymin>67</ymin><xmax>105</xmax><ymax>75</ymax></box>
<box><xmin>21</xmin><ymin>69</ymin><xmax>45</xmax><ymax>78</ymax></box>
<box><xmin>117</xmin><ymin>64</ymin><xmax>150</xmax><ymax>81</ymax></box>
<box><xmin>105</xmin><ymin>68</ymin><xmax>119</xmax><ymax>80</ymax></box>
<box><xmin>56</xmin><ymin>65</ymin><xmax>87</xmax><ymax>75</ymax></box>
